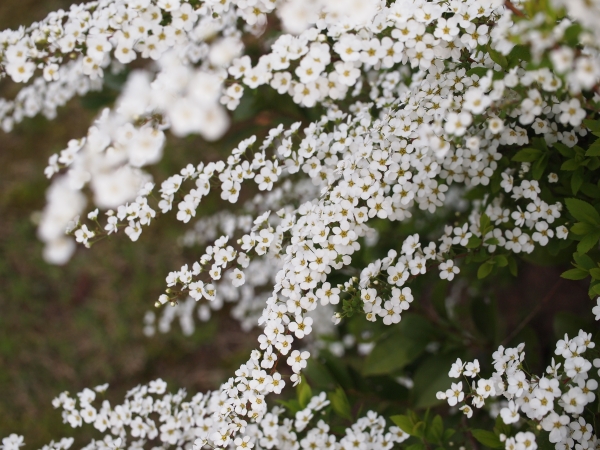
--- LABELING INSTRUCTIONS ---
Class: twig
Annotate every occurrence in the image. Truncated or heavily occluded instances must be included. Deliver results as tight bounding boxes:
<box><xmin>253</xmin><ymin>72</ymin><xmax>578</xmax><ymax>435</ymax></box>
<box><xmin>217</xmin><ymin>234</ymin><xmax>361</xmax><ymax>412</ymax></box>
<box><xmin>501</xmin><ymin>277</ymin><xmax>563</xmax><ymax>346</ymax></box>
<box><xmin>504</xmin><ymin>0</ymin><xmax>526</xmax><ymax>17</ymax></box>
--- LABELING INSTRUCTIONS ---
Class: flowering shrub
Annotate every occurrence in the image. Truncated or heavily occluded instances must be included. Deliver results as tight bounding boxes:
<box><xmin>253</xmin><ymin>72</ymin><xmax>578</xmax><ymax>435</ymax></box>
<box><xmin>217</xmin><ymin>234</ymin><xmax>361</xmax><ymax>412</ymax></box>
<box><xmin>1</xmin><ymin>0</ymin><xmax>600</xmax><ymax>449</ymax></box>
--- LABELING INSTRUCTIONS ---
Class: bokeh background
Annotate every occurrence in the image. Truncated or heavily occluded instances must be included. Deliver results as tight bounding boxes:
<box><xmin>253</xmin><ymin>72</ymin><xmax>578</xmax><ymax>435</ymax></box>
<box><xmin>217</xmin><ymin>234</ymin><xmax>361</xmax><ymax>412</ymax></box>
<box><xmin>0</xmin><ymin>1</ymin><xmax>256</xmax><ymax>445</ymax></box>
<box><xmin>0</xmin><ymin>1</ymin><xmax>596</xmax><ymax>447</ymax></box>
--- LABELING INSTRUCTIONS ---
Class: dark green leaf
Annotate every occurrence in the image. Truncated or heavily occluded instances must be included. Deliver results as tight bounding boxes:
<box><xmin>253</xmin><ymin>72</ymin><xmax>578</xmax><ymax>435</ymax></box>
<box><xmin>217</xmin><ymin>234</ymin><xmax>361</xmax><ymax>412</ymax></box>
<box><xmin>494</xmin><ymin>255</ymin><xmax>508</xmax><ymax>267</ymax></box>
<box><xmin>427</xmin><ymin>415</ymin><xmax>444</xmax><ymax>444</ymax></box>
<box><xmin>554</xmin><ymin>142</ymin><xmax>575</xmax><ymax>158</ymax></box>
<box><xmin>466</xmin><ymin>236</ymin><xmax>483</xmax><ymax>248</ymax></box>
<box><xmin>577</xmin><ymin>230</ymin><xmax>600</xmax><ymax>254</ymax></box>
<box><xmin>390</xmin><ymin>415</ymin><xmax>414</xmax><ymax>435</ymax></box>
<box><xmin>564</xmin><ymin>23</ymin><xmax>583</xmax><ymax>46</ymax></box>
<box><xmin>471</xmin><ymin>430</ymin><xmax>503</xmax><ymax>449</ymax></box>
<box><xmin>589</xmin><ymin>268</ymin><xmax>600</xmax><ymax>279</ymax></box>
<box><xmin>571</xmin><ymin>222</ymin><xmax>597</xmax><ymax>235</ymax></box>
<box><xmin>276</xmin><ymin>399</ymin><xmax>301</xmax><ymax>414</ymax></box>
<box><xmin>583</xmin><ymin>119</ymin><xmax>600</xmax><ymax>132</ymax></box>
<box><xmin>466</xmin><ymin>67</ymin><xmax>489</xmax><ymax>78</ymax></box>
<box><xmin>532</xmin><ymin>154</ymin><xmax>549</xmax><ymax>180</ymax></box>
<box><xmin>586</xmin><ymin>139</ymin><xmax>600</xmax><ymax>157</ymax></box>
<box><xmin>363</xmin><ymin>315</ymin><xmax>434</xmax><ymax>376</ymax></box>
<box><xmin>581</xmin><ymin>182</ymin><xmax>600</xmax><ymax>199</ymax></box>
<box><xmin>328</xmin><ymin>386</ymin><xmax>352</xmax><ymax>420</ymax></box>
<box><xmin>477</xmin><ymin>261</ymin><xmax>494</xmax><ymax>279</ymax></box>
<box><xmin>297</xmin><ymin>380</ymin><xmax>312</xmax><ymax>409</ymax></box>
<box><xmin>560</xmin><ymin>268</ymin><xmax>589</xmax><ymax>280</ymax></box>
<box><xmin>487</xmin><ymin>45</ymin><xmax>508</xmax><ymax>69</ymax></box>
<box><xmin>480</xmin><ymin>213</ymin><xmax>491</xmax><ymax>235</ymax></box>
<box><xmin>591</xmin><ymin>283</ymin><xmax>600</xmax><ymax>297</ymax></box>
<box><xmin>412</xmin><ymin>352</ymin><xmax>463</xmax><ymax>408</ymax></box>
<box><xmin>507</xmin><ymin>45</ymin><xmax>531</xmax><ymax>68</ymax></box>
<box><xmin>412</xmin><ymin>422</ymin><xmax>425</xmax><ymax>439</ymax></box>
<box><xmin>561</xmin><ymin>159</ymin><xmax>580</xmax><ymax>171</ymax></box>
<box><xmin>494</xmin><ymin>415</ymin><xmax>511</xmax><ymax>437</ymax></box>
<box><xmin>512</xmin><ymin>148</ymin><xmax>542</xmax><ymax>162</ymax></box>
<box><xmin>571</xmin><ymin>168</ymin><xmax>584</xmax><ymax>195</ymax></box>
<box><xmin>573</xmin><ymin>252</ymin><xmax>595</xmax><ymax>270</ymax></box>
<box><xmin>443</xmin><ymin>429</ymin><xmax>456</xmax><ymax>441</ymax></box>
<box><xmin>565</xmin><ymin>198</ymin><xmax>600</xmax><ymax>225</ymax></box>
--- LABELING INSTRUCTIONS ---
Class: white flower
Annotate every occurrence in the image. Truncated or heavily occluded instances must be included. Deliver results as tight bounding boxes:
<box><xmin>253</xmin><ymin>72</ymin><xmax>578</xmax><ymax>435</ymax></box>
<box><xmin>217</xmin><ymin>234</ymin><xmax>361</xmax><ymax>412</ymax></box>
<box><xmin>445</xmin><ymin>382</ymin><xmax>464</xmax><ymax>406</ymax></box>
<box><xmin>439</xmin><ymin>259</ymin><xmax>460</xmax><ymax>281</ymax></box>
<box><xmin>500</xmin><ymin>400</ymin><xmax>520</xmax><ymax>424</ymax></box>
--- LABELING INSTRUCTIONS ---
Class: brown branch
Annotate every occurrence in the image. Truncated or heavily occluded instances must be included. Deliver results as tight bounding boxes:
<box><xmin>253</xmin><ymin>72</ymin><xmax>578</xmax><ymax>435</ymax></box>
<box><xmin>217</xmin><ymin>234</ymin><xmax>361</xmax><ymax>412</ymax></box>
<box><xmin>504</xmin><ymin>0</ymin><xmax>526</xmax><ymax>17</ymax></box>
<box><xmin>501</xmin><ymin>277</ymin><xmax>563</xmax><ymax>346</ymax></box>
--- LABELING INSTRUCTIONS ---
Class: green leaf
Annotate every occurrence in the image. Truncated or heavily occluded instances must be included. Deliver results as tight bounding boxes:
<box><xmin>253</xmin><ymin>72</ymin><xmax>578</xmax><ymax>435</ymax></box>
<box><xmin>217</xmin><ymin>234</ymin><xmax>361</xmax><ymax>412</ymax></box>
<box><xmin>581</xmin><ymin>182</ymin><xmax>600</xmax><ymax>199</ymax></box>
<box><xmin>328</xmin><ymin>386</ymin><xmax>352</xmax><ymax>420</ymax></box>
<box><xmin>297</xmin><ymin>380</ymin><xmax>313</xmax><ymax>409</ymax></box>
<box><xmin>487</xmin><ymin>45</ymin><xmax>508</xmax><ymax>69</ymax></box>
<box><xmin>573</xmin><ymin>252</ymin><xmax>595</xmax><ymax>270</ymax></box>
<box><xmin>561</xmin><ymin>159</ymin><xmax>580</xmax><ymax>171</ymax></box>
<box><xmin>480</xmin><ymin>213</ymin><xmax>492</xmax><ymax>235</ymax></box>
<box><xmin>589</xmin><ymin>268</ymin><xmax>600</xmax><ymax>279</ymax></box>
<box><xmin>411</xmin><ymin>352</ymin><xmax>463</xmax><ymax>408</ymax></box>
<box><xmin>532</xmin><ymin>153</ymin><xmax>549</xmax><ymax>180</ymax></box>
<box><xmin>571</xmin><ymin>222</ymin><xmax>597</xmax><ymax>235</ymax></box>
<box><xmin>561</xmin><ymin>268</ymin><xmax>589</xmax><ymax>280</ymax></box>
<box><xmin>466</xmin><ymin>67</ymin><xmax>489</xmax><ymax>78</ymax></box>
<box><xmin>494</xmin><ymin>415</ymin><xmax>511</xmax><ymax>438</ymax></box>
<box><xmin>412</xmin><ymin>421</ymin><xmax>425</xmax><ymax>439</ymax></box>
<box><xmin>363</xmin><ymin>315</ymin><xmax>434</xmax><ymax>376</ymax></box>
<box><xmin>577</xmin><ymin>230</ymin><xmax>600</xmax><ymax>254</ymax></box>
<box><xmin>583</xmin><ymin>119</ymin><xmax>600</xmax><ymax>132</ymax></box>
<box><xmin>427</xmin><ymin>415</ymin><xmax>444</xmax><ymax>444</ymax></box>
<box><xmin>565</xmin><ymin>198</ymin><xmax>600</xmax><ymax>225</ymax></box>
<box><xmin>584</xmin><ymin>157</ymin><xmax>600</xmax><ymax>170</ymax></box>
<box><xmin>554</xmin><ymin>142</ymin><xmax>575</xmax><ymax>158</ymax></box>
<box><xmin>276</xmin><ymin>399</ymin><xmax>301</xmax><ymax>414</ymax></box>
<box><xmin>586</xmin><ymin>139</ymin><xmax>600</xmax><ymax>156</ymax></box>
<box><xmin>304</xmin><ymin>358</ymin><xmax>336</xmax><ymax>389</ymax></box>
<box><xmin>443</xmin><ymin>429</ymin><xmax>456</xmax><ymax>441</ymax></box>
<box><xmin>390</xmin><ymin>414</ymin><xmax>414</xmax><ymax>435</ymax></box>
<box><xmin>494</xmin><ymin>255</ymin><xmax>508</xmax><ymax>267</ymax></box>
<box><xmin>507</xmin><ymin>45</ymin><xmax>531</xmax><ymax>68</ymax></box>
<box><xmin>591</xmin><ymin>283</ymin><xmax>600</xmax><ymax>296</ymax></box>
<box><xmin>466</xmin><ymin>236</ymin><xmax>483</xmax><ymax>248</ymax></box>
<box><xmin>564</xmin><ymin>23</ymin><xmax>583</xmax><ymax>46</ymax></box>
<box><xmin>512</xmin><ymin>148</ymin><xmax>542</xmax><ymax>162</ymax></box>
<box><xmin>477</xmin><ymin>261</ymin><xmax>494</xmax><ymax>279</ymax></box>
<box><xmin>571</xmin><ymin>168</ymin><xmax>584</xmax><ymax>195</ymax></box>
<box><xmin>471</xmin><ymin>430</ymin><xmax>503</xmax><ymax>449</ymax></box>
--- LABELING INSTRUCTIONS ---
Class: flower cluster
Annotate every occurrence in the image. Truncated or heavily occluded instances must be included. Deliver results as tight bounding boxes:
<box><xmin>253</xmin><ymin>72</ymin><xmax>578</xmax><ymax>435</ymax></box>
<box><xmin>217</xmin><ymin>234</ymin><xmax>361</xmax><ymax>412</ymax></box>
<box><xmin>438</xmin><ymin>320</ymin><xmax>600</xmax><ymax>450</ymax></box>
<box><xmin>3</xmin><ymin>0</ymin><xmax>600</xmax><ymax>447</ymax></box>
<box><xmin>46</xmin><ymin>377</ymin><xmax>411</xmax><ymax>450</ymax></box>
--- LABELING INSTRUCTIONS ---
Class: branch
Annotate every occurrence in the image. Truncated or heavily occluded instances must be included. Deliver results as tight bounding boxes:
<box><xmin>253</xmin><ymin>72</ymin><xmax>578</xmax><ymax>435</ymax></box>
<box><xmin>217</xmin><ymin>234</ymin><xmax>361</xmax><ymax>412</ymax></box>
<box><xmin>504</xmin><ymin>0</ymin><xmax>526</xmax><ymax>17</ymax></box>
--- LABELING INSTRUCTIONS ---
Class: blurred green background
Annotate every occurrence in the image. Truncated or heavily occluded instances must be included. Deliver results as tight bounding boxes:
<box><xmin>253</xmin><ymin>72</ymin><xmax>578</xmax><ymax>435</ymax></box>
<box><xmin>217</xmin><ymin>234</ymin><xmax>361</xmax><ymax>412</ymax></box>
<box><xmin>0</xmin><ymin>1</ymin><xmax>255</xmax><ymax>445</ymax></box>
